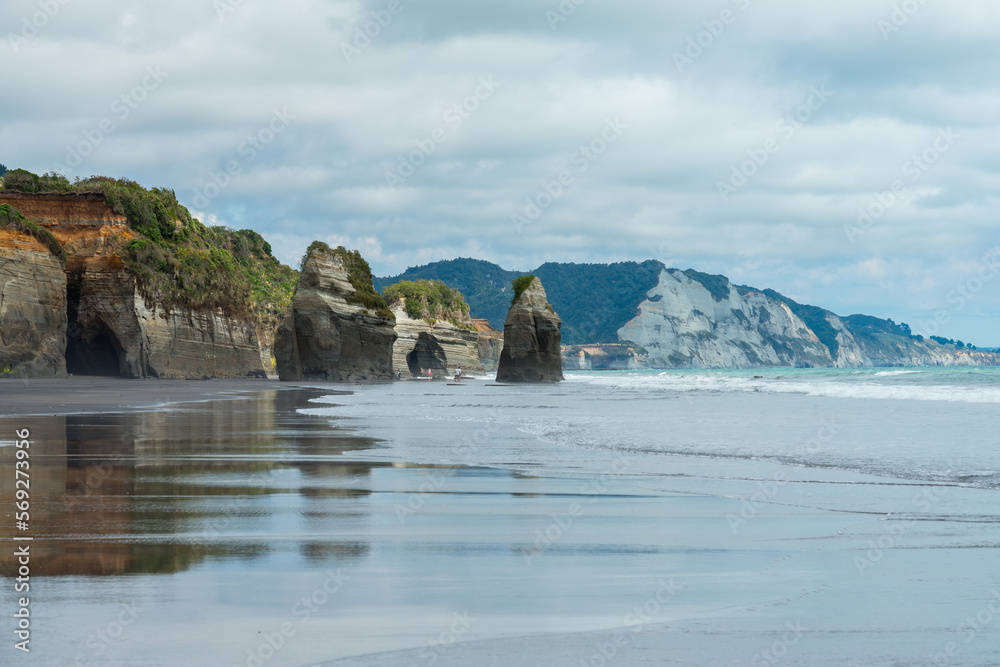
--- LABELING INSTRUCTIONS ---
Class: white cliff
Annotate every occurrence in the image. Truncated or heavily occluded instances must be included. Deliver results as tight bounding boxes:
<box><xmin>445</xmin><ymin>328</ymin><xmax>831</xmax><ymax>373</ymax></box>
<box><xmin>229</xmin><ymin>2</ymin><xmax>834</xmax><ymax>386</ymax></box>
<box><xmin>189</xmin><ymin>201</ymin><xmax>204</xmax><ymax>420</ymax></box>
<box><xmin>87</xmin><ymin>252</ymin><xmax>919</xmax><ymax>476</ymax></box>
<box><xmin>619</xmin><ymin>269</ymin><xmax>832</xmax><ymax>368</ymax></box>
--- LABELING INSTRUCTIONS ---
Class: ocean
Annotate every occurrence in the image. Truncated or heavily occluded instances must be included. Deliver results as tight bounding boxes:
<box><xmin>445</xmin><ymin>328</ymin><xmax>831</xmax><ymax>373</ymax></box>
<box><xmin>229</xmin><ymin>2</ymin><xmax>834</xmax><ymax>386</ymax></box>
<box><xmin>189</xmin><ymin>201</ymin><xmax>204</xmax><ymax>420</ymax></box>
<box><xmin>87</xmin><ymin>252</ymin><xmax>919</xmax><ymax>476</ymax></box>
<box><xmin>2</xmin><ymin>368</ymin><xmax>998</xmax><ymax>666</ymax></box>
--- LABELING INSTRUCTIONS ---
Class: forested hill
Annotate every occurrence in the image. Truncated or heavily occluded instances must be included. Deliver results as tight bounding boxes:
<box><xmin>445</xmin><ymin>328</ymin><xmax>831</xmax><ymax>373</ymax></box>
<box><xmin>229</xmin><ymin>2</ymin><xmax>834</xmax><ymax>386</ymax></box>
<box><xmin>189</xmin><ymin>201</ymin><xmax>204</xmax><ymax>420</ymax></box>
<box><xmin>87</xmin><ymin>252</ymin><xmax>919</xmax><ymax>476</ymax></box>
<box><xmin>374</xmin><ymin>258</ymin><xmax>521</xmax><ymax>330</ymax></box>
<box><xmin>375</xmin><ymin>258</ymin><xmax>663</xmax><ymax>344</ymax></box>
<box><xmin>376</xmin><ymin>259</ymin><xmax>994</xmax><ymax>367</ymax></box>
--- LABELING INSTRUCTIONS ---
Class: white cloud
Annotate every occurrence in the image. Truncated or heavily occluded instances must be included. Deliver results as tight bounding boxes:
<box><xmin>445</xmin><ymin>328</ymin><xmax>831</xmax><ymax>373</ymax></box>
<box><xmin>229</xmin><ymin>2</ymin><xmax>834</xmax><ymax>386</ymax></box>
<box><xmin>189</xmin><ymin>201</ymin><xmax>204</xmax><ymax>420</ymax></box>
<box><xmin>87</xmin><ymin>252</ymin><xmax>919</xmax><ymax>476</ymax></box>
<box><xmin>3</xmin><ymin>0</ymin><xmax>1000</xmax><ymax>342</ymax></box>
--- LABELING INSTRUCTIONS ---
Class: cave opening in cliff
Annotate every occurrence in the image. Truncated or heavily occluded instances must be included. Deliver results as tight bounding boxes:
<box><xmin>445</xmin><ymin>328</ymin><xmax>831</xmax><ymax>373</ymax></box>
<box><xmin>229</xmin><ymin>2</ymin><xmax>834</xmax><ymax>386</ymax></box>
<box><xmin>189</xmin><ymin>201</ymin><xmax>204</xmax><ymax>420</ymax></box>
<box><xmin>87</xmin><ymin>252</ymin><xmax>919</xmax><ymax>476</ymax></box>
<box><xmin>405</xmin><ymin>332</ymin><xmax>447</xmax><ymax>377</ymax></box>
<box><xmin>65</xmin><ymin>276</ymin><xmax>126</xmax><ymax>377</ymax></box>
<box><xmin>66</xmin><ymin>323</ymin><xmax>126</xmax><ymax>377</ymax></box>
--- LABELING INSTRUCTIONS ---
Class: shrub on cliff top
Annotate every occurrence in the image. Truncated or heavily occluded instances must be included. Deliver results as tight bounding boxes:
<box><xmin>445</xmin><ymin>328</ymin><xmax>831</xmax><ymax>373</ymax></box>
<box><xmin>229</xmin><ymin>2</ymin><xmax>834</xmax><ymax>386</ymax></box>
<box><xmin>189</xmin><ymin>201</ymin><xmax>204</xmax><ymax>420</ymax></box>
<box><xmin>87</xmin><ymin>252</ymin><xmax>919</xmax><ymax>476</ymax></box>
<box><xmin>0</xmin><ymin>204</ymin><xmax>66</xmax><ymax>264</ymax></box>
<box><xmin>118</xmin><ymin>213</ymin><xmax>297</xmax><ymax>326</ymax></box>
<box><xmin>511</xmin><ymin>274</ymin><xmax>536</xmax><ymax>304</ymax></box>
<box><xmin>0</xmin><ymin>168</ymin><xmax>296</xmax><ymax>326</ymax></box>
<box><xmin>302</xmin><ymin>242</ymin><xmax>392</xmax><ymax>318</ymax></box>
<box><xmin>0</xmin><ymin>169</ymin><xmax>74</xmax><ymax>194</ymax></box>
<box><xmin>95</xmin><ymin>178</ymin><xmax>190</xmax><ymax>242</ymax></box>
<box><xmin>383</xmin><ymin>279</ymin><xmax>472</xmax><ymax>328</ymax></box>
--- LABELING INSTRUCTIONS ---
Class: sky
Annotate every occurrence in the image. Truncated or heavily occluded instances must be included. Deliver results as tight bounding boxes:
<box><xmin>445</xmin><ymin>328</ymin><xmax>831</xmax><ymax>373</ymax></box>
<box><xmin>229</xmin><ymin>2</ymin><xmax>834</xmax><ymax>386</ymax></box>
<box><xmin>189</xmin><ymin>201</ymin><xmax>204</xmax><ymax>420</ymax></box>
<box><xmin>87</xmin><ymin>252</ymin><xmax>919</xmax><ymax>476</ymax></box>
<box><xmin>4</xmin><ymin>0</ymin><xmax>1000</xmax><ymax>345</ymax></box>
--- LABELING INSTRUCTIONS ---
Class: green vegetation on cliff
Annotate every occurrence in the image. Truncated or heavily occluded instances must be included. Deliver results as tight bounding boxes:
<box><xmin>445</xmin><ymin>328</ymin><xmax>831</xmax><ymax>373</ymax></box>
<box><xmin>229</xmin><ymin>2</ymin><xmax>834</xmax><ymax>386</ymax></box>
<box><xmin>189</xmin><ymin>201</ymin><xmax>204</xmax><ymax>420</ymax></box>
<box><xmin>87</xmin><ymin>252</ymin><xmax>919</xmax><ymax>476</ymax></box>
<box><xmin>374</xmin><ymin>258</ymin><xmax>521</xmax><ymax>329</ymax></box>
<box><xmin>2</xmin><ymin>168</ymin><xmax>297</xmax><ymax>329</ymax></box>
<box><xmin>375</xmin><ymin>259</ymin><xmax>663</xmax><ymax>344</ymax></box>
<box><xmin>305</xmin><ymin>241</ymin><xmax>393</xmax><ymax>319</ymax></box>
<box><xmin>383</xmin><ymin>279</ymin><xmax>472</xmax><ymax>328</ymax></box>
<box><xmin>510</xmin><ymin>275</ymin><xmax>535</xmax><ymax>304</ymax></box>
<box><xmin>533</xmin><ymin>261</ymin><xmax>664</xmax><ymax>343</ymax></box>
<box><xmin>683</xmin><ymin>269</ymin><xmax>731</xmax><ymax>302</ymax></box>
<box><xmin>0</xmin><ymin>204</ymin><xmax>66</xmax><ymax>264</ymax></box>
<box><xmin>758</xmin><ymin>288</ymin><xmax>842</xmax><ymax>360</ymax></box>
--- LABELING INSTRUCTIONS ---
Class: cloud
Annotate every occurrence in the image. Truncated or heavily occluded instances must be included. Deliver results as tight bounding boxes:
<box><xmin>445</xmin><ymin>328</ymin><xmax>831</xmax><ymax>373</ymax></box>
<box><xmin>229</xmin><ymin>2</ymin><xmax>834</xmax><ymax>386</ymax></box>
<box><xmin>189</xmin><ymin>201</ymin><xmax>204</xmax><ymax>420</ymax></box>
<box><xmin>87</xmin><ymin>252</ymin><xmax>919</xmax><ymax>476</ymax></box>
<box><xmin>3</xmin><ymin>0</ymin><xmax>1000</xmax><ymax>343</ymax></box>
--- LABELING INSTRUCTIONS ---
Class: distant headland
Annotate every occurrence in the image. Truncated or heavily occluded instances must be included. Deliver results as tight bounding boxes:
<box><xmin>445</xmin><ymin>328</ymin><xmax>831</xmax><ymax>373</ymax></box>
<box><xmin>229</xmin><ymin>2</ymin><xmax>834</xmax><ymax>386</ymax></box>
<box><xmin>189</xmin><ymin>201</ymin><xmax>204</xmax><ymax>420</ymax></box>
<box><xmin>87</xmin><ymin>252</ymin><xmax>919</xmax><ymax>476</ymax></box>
<box><xmin>0</xmin><ymin>168</ymin><xmax>995</xmax><ymax>379</ymax></box>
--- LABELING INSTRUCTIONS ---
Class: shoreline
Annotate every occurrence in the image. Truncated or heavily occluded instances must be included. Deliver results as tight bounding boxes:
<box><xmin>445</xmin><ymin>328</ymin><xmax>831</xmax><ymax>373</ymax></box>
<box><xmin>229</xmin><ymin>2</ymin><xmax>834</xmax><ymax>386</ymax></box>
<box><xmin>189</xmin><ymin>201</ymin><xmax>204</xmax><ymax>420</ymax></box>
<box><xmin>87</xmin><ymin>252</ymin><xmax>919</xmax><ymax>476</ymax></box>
<box><xmin>0</xmin><ymin>376</ymin><xmax>348</xmax><ymax>417</ymax></box>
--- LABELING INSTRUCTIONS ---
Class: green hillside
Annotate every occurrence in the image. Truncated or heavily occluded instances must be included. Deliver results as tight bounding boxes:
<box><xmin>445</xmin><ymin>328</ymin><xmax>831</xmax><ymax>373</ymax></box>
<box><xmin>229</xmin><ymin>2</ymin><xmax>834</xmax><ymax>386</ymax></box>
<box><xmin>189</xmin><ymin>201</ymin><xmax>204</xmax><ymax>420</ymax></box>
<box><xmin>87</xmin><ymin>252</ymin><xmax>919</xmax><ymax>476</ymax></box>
<box><xmin>374</xmin><ymin>258</ymin><xmax>523</xmax><ymax>329</ymax></box>
<box><xmin>376</xmin><ymin>258</ymin><xmax>663</xmax><ymax>344</ymax></box>
<box><xmin>533</xmin><ymin>261</ymin><xmax>663</xmax><ymax>343</ymax></box>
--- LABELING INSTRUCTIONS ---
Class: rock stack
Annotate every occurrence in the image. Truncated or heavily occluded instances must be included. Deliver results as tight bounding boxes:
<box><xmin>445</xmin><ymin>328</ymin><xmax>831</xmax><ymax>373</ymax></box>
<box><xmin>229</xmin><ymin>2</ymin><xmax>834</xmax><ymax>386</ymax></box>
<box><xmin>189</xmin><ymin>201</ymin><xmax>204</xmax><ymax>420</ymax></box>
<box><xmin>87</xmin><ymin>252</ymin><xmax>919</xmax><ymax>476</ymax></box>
<box><xmin>275</xmin><ymin>244</ymin><xmax>397</xmax><ymax>382</ymax></box>
<box><xmin>496</xmin><ymin>276</ymin><xmax>564</xmax><ymax>383</ymax></box>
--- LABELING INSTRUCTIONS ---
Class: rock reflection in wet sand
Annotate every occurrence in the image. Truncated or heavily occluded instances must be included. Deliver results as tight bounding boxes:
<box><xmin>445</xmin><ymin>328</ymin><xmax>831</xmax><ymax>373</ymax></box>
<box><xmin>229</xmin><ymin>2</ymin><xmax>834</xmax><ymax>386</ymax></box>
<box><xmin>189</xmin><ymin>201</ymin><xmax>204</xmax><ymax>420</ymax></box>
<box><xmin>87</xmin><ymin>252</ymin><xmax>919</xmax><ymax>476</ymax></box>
<box><xmin>0</xmin><ymin>389</ymin><xmax>379</xmax><ymax>577</ymax></box>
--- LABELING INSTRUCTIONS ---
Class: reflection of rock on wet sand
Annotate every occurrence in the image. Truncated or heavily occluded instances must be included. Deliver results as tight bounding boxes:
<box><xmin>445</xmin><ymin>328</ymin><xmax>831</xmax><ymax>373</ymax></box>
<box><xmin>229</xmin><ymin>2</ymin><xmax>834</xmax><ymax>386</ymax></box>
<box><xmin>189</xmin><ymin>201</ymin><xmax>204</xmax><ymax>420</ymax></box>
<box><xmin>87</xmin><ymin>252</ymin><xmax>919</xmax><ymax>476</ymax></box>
<box><xmin>0</xmin><ymin>389</ymin><xmax>376</xmax><ymax>577</ymax></box>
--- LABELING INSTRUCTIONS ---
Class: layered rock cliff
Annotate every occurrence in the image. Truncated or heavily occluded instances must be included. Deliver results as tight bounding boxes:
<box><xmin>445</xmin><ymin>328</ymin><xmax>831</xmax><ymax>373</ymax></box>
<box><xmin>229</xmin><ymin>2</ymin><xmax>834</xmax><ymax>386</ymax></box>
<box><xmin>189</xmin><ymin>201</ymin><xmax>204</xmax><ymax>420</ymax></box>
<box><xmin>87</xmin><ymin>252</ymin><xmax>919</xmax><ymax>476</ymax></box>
<box><xmin>474</xmin><ymin>319</ymin><xmax>504</xmax><ymax>372</ymax></box>
<box><xmin>496</xmin><ymin>276</ymin><xmax>564</xmax><ymax>382</ymax></box>
<box><xmin>0</xmin><ymin>190</ymin><xmax>271</xmax><ymax>379</ymax></box>
<box><xmin>389</xmin><ymin>306</ymin><xmax>483</xmax><ymax>377</ymax></box>
<box><xmin>383</xmin><ymin>280</ymin><xmax>483</xmax><ymax>377</ymax></box>
<box><xmin>0</xmin><ymin>207</ymin><xmax>68</xmax><ymax>378</ymax></box>
<box><xmin>275</xmin><ymin>243</ymin><xmax>396</xmax><ymax>382</ymax></box>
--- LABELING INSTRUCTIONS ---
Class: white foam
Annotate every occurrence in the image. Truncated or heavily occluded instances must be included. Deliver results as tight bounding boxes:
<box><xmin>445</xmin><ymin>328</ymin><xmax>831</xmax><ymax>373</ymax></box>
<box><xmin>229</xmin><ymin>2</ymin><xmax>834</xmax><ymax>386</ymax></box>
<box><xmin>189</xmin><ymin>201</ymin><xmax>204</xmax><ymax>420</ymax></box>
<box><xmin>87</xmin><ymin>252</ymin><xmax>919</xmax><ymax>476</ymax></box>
<box><xmin>567</xmin><ymin>372</ymin><xmax>1000</xmax><ymax>405</ymax></box>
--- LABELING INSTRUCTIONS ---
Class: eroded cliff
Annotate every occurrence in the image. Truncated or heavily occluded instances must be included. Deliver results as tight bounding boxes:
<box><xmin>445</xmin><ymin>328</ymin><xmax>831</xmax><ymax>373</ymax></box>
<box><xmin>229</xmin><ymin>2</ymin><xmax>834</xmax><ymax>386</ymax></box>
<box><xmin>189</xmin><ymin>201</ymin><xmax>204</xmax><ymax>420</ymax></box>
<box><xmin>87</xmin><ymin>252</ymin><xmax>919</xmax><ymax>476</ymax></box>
<box><xmin>275</xmin><ymin>243</ymin><xmax>397</xmax><ymax>382</ymax></box>
<box><xmin>383</xmin><ymin>280</ymin><xmax>483</xmax><ymax>377</ymax></box>
<box><xmin>474</xmin><ymin>319</ymin><xmax>504</xmax><ymax>372</ymax></box>
<box><xmin>0</xmin><ymin>190</ymin><xmax>270</xmax><ymax>379</ymax></box>
<box><xmin>0</xmin><ymin>212</ymin><xmax>68</xmax><ymax>378</ymax></box>
<box><xmin>496</xmin><ymin>276</ymin><xmax>564</xmax><ymax>383</ymax></box>
<box><xmin>620</xmin><ymin>268</ymin><xmax>1000</xmax><ymax>369</ymax></box>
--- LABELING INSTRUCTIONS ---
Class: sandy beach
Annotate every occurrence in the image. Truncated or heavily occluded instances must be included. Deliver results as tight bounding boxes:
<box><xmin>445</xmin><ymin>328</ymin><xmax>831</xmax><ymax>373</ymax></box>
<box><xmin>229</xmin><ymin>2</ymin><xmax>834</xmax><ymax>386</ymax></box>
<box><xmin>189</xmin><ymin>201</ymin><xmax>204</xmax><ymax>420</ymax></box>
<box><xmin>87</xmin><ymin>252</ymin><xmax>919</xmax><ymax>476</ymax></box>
<box><xmin>0</xmin><ymin>377</ymin><xmax>317</xmax><ymax>416</ymax></box>
<box><xmin>2</xmin><ymin>372</ymin><xmax>999</xmax><ymax>666</ymax></box>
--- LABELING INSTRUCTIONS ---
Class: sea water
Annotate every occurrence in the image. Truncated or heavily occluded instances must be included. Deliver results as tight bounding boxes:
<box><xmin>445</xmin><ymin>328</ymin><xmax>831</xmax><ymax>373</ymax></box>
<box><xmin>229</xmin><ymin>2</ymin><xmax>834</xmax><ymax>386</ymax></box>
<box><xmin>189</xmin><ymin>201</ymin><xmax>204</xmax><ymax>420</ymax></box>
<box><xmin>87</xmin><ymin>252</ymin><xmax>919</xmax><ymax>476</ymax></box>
<box><xmin>302</xmin><ymin>367</ymin><xmax>1000</xmax><ymax>666</ymax></box>
<box><xmin>2</xmin><ymin>369</ymin><xmax>997</xmax><ymax>666</ymax></box>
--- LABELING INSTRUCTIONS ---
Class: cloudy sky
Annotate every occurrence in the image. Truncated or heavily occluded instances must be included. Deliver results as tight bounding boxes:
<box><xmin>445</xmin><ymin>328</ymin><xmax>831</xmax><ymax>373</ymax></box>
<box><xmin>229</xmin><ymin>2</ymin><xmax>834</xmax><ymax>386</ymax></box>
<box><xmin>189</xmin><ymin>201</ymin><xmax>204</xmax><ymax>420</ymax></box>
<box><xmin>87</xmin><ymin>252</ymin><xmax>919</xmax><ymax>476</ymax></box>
<box><xmin>4</xmin><ymin>0</ymin><xmax>999</xmax><ymax>344</ymax></box>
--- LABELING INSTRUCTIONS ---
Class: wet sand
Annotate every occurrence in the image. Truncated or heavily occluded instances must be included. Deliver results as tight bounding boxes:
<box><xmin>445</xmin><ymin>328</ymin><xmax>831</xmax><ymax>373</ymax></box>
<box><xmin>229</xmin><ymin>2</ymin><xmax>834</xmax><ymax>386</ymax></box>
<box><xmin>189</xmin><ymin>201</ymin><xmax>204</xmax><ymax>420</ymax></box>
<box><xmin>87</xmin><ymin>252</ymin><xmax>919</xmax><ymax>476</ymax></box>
<box><xmin>1</xmin><ymin>378</ymin><xmax>998</xmax><ymax>666</ymax></box>
<box><xmin>0</xmin><ymin>377</ymin><xmax>322</xmax><ymax>416</ymax></box>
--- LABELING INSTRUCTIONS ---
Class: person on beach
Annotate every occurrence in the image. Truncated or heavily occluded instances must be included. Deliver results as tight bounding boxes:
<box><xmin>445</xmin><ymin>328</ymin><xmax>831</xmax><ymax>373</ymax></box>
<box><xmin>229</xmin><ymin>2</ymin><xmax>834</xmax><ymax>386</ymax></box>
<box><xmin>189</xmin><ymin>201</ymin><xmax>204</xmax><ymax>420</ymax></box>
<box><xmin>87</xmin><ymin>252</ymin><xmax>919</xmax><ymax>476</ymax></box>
<box><xmin>454</xmin><ymin>367</ymin><xmax>462</xmax><ymax>382</ymax></box>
